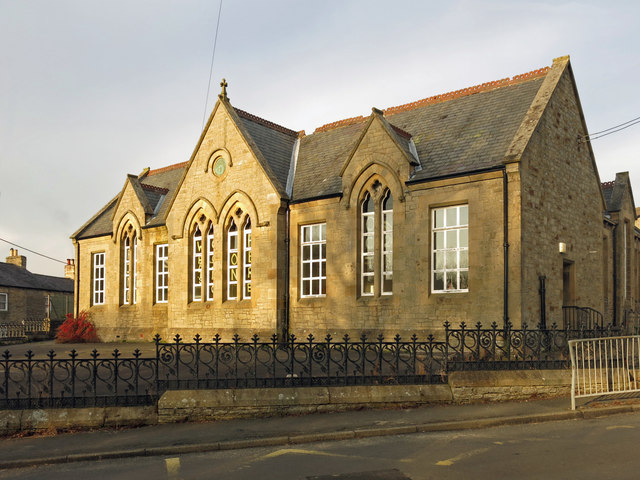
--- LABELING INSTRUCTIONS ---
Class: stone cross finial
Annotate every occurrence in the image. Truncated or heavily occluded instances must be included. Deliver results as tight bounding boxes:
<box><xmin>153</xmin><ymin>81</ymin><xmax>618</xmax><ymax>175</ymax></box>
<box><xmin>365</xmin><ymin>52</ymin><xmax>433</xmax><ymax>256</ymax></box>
<box><xmin>219</xmin><ymin>78</ymin><xmax>228</xmax><ymax>101</ymax></box>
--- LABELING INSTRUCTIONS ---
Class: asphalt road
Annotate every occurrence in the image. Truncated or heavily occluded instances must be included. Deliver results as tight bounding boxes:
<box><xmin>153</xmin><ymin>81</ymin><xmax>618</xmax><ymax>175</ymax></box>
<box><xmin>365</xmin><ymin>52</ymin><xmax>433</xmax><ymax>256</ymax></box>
<box><xmin>2</xmin><ymin>411</ymin><xmax>640</xmax><ymax>479</ymax></box>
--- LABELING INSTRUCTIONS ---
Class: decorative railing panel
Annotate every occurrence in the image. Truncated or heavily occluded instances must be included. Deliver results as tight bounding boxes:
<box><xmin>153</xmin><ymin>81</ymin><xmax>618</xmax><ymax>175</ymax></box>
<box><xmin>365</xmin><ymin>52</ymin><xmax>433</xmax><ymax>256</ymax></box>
<box><xmin>155</xmin><ymin>333</ymin><xmax>448</xmax><ymax>391</ymax></box>
<box><xmin>443</xmin><ymin>321</ymin><xmax>622</xmax><ymax>371</ymax></box>
<box><xmin>0</xmin><ymin>349</ymin><xmax>157</xmax><ymax>409</ymax></box>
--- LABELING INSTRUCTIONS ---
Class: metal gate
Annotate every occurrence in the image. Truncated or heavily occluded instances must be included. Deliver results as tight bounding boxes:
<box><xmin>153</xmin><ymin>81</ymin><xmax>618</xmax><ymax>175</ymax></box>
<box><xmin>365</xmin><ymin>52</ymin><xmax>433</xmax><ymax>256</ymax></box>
<box><xmin>569</xmin><ymin>335</ymin><xmax>640</xmax><ymax>409</ymax></box>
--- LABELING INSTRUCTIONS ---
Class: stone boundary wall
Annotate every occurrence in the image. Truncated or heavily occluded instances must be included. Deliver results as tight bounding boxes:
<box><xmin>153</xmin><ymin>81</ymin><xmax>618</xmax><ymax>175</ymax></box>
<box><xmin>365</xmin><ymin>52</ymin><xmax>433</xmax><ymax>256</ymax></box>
<box><xmin>0</xmin><ymin>406</ymin><xmax>157</xmax><ymax>437</ymax></box>
<box><xmin>0</xmin><ymin>370</ymin><xmax>570</xmax><ymax>436</ymax></box>
<box><xmin>449</xmin><ymin>370</ymin><xmax>571</xmax><ymax>403</ymax></box>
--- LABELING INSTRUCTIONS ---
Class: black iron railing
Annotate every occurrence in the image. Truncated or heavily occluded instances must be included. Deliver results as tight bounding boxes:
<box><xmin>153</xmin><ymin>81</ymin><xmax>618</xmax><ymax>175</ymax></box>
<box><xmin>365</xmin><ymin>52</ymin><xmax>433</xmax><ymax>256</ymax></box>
<box><xmin>155</xmin><ymin>333</ymin><xmax>448</xmax><ymax>392</ymax></box>
<box><xmin>0</xmin><ymin>349</ymin><xmax>157</xmax><ymax>409</ymax></box>
<box><xmin>0</xmin><ymin>321</ymin><xmax>623</xmax><ymax>409</ymax></box>
<box><xmin>563</xmin><ymin>306</ymin><xmax>604</xmax><ymax>330</ymax></box>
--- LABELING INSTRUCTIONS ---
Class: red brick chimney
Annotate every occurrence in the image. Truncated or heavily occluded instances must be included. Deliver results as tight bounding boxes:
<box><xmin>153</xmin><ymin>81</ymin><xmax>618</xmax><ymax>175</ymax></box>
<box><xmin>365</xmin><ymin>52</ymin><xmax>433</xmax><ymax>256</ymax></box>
<box><xmin>65</xmin><ymin>259</ymin><xmax>75</xmax><ymax>280</ymax></box>
<box><xmin>6</xmin><ymin>248</ymin><xmax>27</xmax><ymax>269</ymax></box>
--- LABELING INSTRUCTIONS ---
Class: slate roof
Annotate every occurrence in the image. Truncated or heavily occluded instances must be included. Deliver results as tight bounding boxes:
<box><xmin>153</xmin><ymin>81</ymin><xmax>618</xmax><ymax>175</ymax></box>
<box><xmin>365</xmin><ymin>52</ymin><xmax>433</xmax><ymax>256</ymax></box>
<box><xmin>293</xmin><ymin>75</ymin><xmax>545</xmax><ymax>200</ymax></box>
<box><xmin>73</xmin><ymin>163</ymin><xmax>187</xmax><ymax>239</ymax></box>
<box><xmin>235</xmin><ymin>109</ymin><xmax>298</xmax><ymax>194</ymax></box>
<box><xmin>602</xmin><ymin>181</ymin><xmax>615</xmax><ymax>211</ymax></box>
<box><xmin>75</xmin><ymin>63</ymin><xmax>553</xmax><ymax>237</ymax></box>
<box><xmin>601</xmin><ymin>172</ymin><xmax>636</xmax><ymax>215</ymax></box>
<box><xmin>294</xmin><ymin>121</ymin><xmax>367</xmax><ymax>199</ymax></box>
<box><xmin>141</xmin><ymin>163</ymin><xmax>187</xmax><ymax>228</ymax></box>
<box><xmin>0</xmin><ymin>263</ymin><xmax>73</xmax><ymax>293</ymax></box>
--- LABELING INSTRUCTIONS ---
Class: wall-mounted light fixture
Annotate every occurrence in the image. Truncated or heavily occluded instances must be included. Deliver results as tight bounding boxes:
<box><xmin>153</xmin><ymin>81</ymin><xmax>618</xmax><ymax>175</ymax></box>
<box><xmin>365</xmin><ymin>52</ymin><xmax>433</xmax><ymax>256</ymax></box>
<box><xmin>559</xmin><ymin>242</ymin><xmax>566</xmax><ymax>253</ymax></box>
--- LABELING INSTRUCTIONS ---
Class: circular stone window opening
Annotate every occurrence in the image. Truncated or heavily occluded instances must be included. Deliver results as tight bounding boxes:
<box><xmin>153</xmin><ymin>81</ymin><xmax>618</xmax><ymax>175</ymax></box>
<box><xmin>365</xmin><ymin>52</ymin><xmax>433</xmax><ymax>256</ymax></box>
<box><xmin>213</xmin><ymin>156</ymin><xmax>227</xmax><ymax>177</ymax></box>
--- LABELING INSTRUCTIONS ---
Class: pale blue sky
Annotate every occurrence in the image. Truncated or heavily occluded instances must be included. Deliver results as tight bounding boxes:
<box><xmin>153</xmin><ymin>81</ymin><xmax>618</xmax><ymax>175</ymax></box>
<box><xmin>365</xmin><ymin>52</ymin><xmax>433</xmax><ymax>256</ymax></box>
<box><xmin>1</xmin><ymin>0</ymin><xmax>638</xmax><ymax>276</ymax></box>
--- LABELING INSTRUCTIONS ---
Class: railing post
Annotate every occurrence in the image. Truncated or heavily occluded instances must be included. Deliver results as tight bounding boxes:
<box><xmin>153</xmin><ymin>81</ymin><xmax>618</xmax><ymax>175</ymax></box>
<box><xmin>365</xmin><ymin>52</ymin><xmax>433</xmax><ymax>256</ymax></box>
<box><xmin>307</xmin><ymin>334</ymin><xmax>314</xmax><ymax>387</ymax></box>
<box><xmin>70</xmin><ymin>350</ymin><xmax>77</xmax><ymax>408</ymax></box>
<box><xmin>154</xmin><ymin>334</ymin><xmax>161</xmax><ymax>397</ymax></box>
<box><xmin>26</xmin><ymin>350</ymin><xmax>33</xmax><ymax>405</ymax></box>
<box><xmin>360</xmin><ymin>334</ymin><xmax>367</xmax><ymax>384</ymax></box>
<box><xmin>377</xmin><ymin>334</ymin><xmax>384</xmax><ymax>383</ymax></box>
<box><xmin>343</xmin><ymin>334</ymin><xmax>350</xmax><ymax>385</ymax></box>
<box><xmin>194</xmin><ymin>334</ymin><xmax>202</xmax><ymax>386</ymax></box>
<box><xmin>2</xmin><ymin>351</ymin><xmax>10</xmax><ymax>405</ymax></box>
<box><xmin>252</xmin><ymin>334</ymin><xmax>260</xmax><ymax>388</ymax></box>
<box><xmin>443</xmin><ymin>321</ymin><xmax>450</xmax><ymax>373</ymax></box>
<box><xmin>270</xmin><ymin>334</ymin><xmax>277</xmax><ymax>386</ymax></box>
<box><xmin>133</xmin><ymin>349</ymin><xmax>141</xmax><ymax>403</ymax></box>
<box><xmin>47</xmin><ymin>350</ymin><xmax>55</xmax><ymax>408</ymax></box>
<box><xmin>174</xmin><ymin>334</ymin><xmax>182</xmax><ymax>389</ymax></box>
<box><xmin>91</xmin><ymin>349</ymin><xmax>98</xmax><ymax>407</ymax></box>
<box><xmin>394</xmin><ymin>334</ymin><xmax>402</xmax><ymax>382</ymax></box>
<box><xmin>233</xmin><ymin>334</ymin><xmax>240</xmax><ymax>389</ymax></box>
<box><xmin>289</xmin><ymin>334</ymin><xmax>296</xmax><ymax>383</ymax></box>
<box><xmin>113</xmin><ymin>349</ymin><xmax>120</xmax><ymax>405</ymax></box>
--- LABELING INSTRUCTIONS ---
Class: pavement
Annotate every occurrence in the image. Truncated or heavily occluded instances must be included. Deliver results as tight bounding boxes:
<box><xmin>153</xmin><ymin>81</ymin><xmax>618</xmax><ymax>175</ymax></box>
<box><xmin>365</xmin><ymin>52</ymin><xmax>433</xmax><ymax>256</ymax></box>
<box><xmin>1</xmin><ymin>395</ymin><xmax>639</xmax><ymax>470</ymax></box>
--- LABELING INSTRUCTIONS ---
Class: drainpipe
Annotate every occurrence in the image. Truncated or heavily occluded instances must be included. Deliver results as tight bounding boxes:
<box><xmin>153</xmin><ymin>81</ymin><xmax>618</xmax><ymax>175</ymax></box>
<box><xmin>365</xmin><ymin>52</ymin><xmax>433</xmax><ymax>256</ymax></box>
<box><xmin>74</xmin><ymin>241</ymin><xmax>80</xmax><ymax>318</ymax></box>
<box><xmin>503</xmin><ymin>168</ymin><xmax>510</xmax><ymax>329</ymax></box>
<box><xmin>538</xmin><ymin>275</ymin><xmax>546</xmax><ymax>329</ymax></box>
<box><xmin>613</xmin><ymin>224</ymin><xmax>618</xmax><ymax>326</ymax></box>
<box><xmin>283</xmin><ymin>203</ymin><xmax>290</xmax><ymax>340</ymax></box>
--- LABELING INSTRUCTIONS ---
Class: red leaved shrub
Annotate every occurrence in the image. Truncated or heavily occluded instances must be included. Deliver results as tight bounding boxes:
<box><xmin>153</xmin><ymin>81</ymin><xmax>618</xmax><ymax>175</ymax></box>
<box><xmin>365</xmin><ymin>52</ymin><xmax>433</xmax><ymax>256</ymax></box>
<box><xmin>56</xmin><ymin>310</ymin><xmax>100</xmax><ymax>343</ymax></box>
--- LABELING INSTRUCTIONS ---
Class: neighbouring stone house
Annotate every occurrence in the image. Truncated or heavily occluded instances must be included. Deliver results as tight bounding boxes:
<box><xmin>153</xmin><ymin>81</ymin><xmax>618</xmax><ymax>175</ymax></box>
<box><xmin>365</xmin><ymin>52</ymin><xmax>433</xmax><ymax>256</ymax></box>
<box><xmin>0</xmin><ymin>249</ymin><xmax>74</xmax><ymax>326</ymax></box>
<box><xmin>71</xmin><ymin>55</ymin><xmax>639</xmax><ymax>342</ymax></box>
<box><xmin>601</xmin><ymin>173</ymin><xmax>640</xmax><ymax>325</ymax></box>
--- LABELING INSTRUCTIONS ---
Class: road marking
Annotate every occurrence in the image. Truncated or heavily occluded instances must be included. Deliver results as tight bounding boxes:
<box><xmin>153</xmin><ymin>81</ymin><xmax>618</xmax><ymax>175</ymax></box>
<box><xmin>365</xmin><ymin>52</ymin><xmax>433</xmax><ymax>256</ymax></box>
<box><xmin>436</xmin><ymin>448</ymin><xmax>490</xmax><ymax>466</ymax></box>
<box><xmin>606</xmin><ymin>425</ymin><xmax>635</xmax><ymax>430</ymax></box>
<box><xmin>262</xmin><ymin>448</ymin><xmax>356</xmax><ymax>460</ymax></box>
<box><xmin>165</xmin><ymin>457</ymin><xmax>181</xmax><ymax>479</ymax></box>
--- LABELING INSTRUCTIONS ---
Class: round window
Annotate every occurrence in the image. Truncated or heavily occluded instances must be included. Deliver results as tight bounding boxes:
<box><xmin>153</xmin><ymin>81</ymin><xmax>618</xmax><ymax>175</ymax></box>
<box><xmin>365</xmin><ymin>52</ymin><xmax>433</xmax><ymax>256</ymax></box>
<box><xmin>213</xmin><ymin>157</ymin><xmax>227</xmax><ymax>177</ymax></box>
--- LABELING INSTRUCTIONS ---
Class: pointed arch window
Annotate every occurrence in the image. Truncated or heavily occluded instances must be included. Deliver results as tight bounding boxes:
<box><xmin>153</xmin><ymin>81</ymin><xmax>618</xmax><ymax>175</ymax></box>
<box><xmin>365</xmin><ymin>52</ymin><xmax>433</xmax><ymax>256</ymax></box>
<box><xmin>192</xmin><ymin>225</ymin><xmax>203</xmax><ymax>301</ymax></box>
<box><xmin>123</xmin><ymin>236</ymin><xmax>131</xmax><ymax>304</ymax></box>
<box><xmin>361</xmin><ymin>193</ymin><xmax>375</xmax><ymax>296</ymax></box>
<box><xmin>206</xmin><ymin>223</ymin><xmax>215</xmax><ymax>301</ymax></box>
<box><xmin>243</xmin><ymin>217</ymin><xmax>252</xmax><ymax>299</ymax></box>
<box><xmin>227</xmin><ymin>219</ymin><xmax>239</xmax><ymax>300</ymax></box>
<box><xmin>191</xmin><ymin>218</ymin><xmax>216</xmax><ymax>303</ymax></box>
<box><xmin>381</xmin><ymin>190</ymin><xmax>393</xmax><ymax>295</ymax></box>
<box><xmin>122</xmin><ymin>228</ymin><xmax>137</xmax><ymax>305</ymax></box>
<box><xmin>359</xmin><ymin>186</ymin><xmax>393</xmax><ymax>297</ymax></box>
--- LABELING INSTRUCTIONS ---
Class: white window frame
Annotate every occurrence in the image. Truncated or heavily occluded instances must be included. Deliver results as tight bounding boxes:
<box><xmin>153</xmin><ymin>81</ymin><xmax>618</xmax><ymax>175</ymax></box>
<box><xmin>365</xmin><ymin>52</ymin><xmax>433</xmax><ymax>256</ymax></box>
<box><xmin>361</xmin><ymin>193</ymin><xmax>375</xmax><ymax>296</ymax></box>
<box><xmin>132</xmin><ymin>236</ymin><xmax>137</xmax><ymax>304</ymax></box>
<box><xmin>301</xmin><ymin>223</ymin><xmax>327</xmax><ymax>298</ymax></box>
<box><xmin>206</xmin><ymin>223</ymin><xmax>215</xmax><ymax>301</ymax></box>
<box><xmin>156</xmin><ymin>244</ymin><xmax>169</xmax><ymax>304</ymax></box>
<box><xmin>0</xmin><ymin>293</ymin><xmax>7</xmax><ymax>311</ymax></box>
<box><xmin>431</xmin><ymin>205</ymin><xmax>469</xmax><ymax>293</ymax></box>
<box><xmin>243</xmin><ymin>217</ymin><xmax>252</xmax><ymax>299</ymax></box>
<box><xmin>93</xmin><ymin>252</ymin><xmax>105</xmax><ymax>305</ymax></box>
<box><xmin>227</xmin><ymin>219</ymin><xmax>239</xmax><ymax>300</ymax></box>
<box><xmin>381</xmin><ymin>190</ymin><xmax>393</xmax><ymax>295</ymax></box>
<box><xmin>123</xmin><ymin>236</ymin><xmax>131</xmax><ymax>304</ymax></box>
<box><xmin>192</xmin><ymin>225</ymin><xmax>203</xmax><ymax>301</ymax></box>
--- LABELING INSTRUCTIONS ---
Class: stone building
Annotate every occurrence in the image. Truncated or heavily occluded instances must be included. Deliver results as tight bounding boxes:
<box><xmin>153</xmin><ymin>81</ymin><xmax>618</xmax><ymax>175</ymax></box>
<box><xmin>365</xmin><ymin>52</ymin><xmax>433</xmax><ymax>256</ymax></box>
<box><xmin>601</xmin><ymin>173</ymin><xmax>640</xmax><ymax>325</ymax></box>
<box><xmin>72</xmin><ymin>56</ymin><xmax>639</xmax><ymax>342</ymax></box>
<box><xmin>0</xmin><ymin>249</ymin><xmax>74</xmax><ymax>325</ymax></box>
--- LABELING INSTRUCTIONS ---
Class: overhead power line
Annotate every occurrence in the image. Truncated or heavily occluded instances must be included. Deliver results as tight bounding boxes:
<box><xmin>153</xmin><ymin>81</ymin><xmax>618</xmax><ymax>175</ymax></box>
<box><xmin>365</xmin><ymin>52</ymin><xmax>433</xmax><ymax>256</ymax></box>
<box><xmin>202</xmin><ymin>0</ymin><xmax>224</xmax><ymax>130</ymax></box>
<box><xmin>580</xmin><ymin>115</ymin><xmax>640</xmax><ymax>143</ymax></box>
<box><xmin>0</xmin><ymin>237</ymin><xmax>67</xmax><ymax>264</ymax></box>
